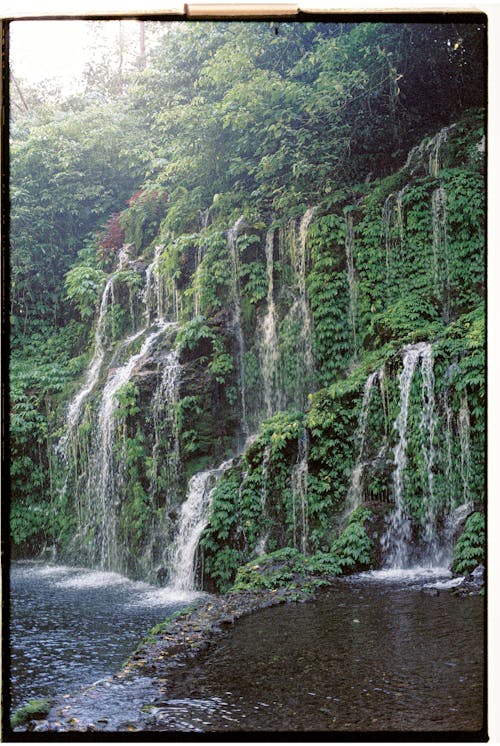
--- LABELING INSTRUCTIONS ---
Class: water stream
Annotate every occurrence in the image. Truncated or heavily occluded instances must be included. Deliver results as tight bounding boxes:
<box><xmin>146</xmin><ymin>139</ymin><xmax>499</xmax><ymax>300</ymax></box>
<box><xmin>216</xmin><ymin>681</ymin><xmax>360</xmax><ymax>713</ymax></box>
<box><xmin>227</xmin><ymin>217</ymin><xmax>248</xmax><ymax>442</ymax></box>
<box><xmin>169</xmin><ymin>460</ymin><xmax>233</xmax><ymax>591</ymax></box>
<box><xmin>9</xmin><ymin>562</ymin><xmax>199</xmax><ymax>713</ymax></box>
<box><xmin>258</xmin><ymin>229</ymin><xmax>282</xmax><ymax>417</ymax></box>
<box><xmin>382</xmin><ymin>343</ymin><xmax>432</xmax><ymax>568</ymax></box>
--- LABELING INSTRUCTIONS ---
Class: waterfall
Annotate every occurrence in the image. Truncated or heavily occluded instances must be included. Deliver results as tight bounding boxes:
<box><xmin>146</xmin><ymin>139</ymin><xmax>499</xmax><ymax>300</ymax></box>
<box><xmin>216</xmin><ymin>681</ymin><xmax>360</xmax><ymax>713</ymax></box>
<box><xmin>382</xmin><ymin>343</ymin><xmax>429</xmax><ymax>568</ymax></box>
<box><xmin>343</xmin><ymin>370</ymin><xmax>380</xmax><ymax>517</ymax></box>
<box><xmin>90</xmin><ymin>321</ymin><xmax>175</xmax><ymax>570</ymax></box>
<box><xmin>428</xmin><ymin>125</ymin><xmax>453</xmax><ymax>178</ymax></box>
<box><xmin>441</xmin><ymin>393</ymin><xmax>473</xmax><ymax>557</ymax></box>
<box><xmin>291</xmin><ymin>429</ymin><xmax>309</xmax><ymax>553</ymax></box>
<box><xmin>419</xmin><ymin>345</ymin><xmax>439</xmax><ymax>560</ymax></box>
<box><xmin>382</xmin><ymin>342</ymin><xmax>465</xmax><ymax>568</ymax></box>
<box><xmin>285</xmin><ymin>207</ymin><xmax>316</xmax><ymax>408</ymax></box>
<box><xmin>141</xmin><ymin>245</ymin><xmax>166</xmax><ymax>324</ymax></box>
<box><xmin>431</xmin><ymin>186</ymin><xmax>450</xmax><ymax>321</ymax></box>
<box><xmin>169</xmin><ymin>460</ymin><xmax>232</xmax><ymax>591</ymax></box>
<box><xmin>382</xmin><ymin>187</ymin><xmax>406</xmax><ymax>294</ymax></box>
<box><xmin>58</xmin><ymin>241</ymin><xmax>185</xmax><ymax>574</ymax></box>
<box><xmin>404</xmin><ymin>124</ymin><xmax>455</xmax><ymax>177</ymax></box>
<box><xmin>228</xmin><ymin>217</ymin><xmax>248</xmax><ymax>441</ymax></box>
<box><xmin>458</xmin><ymin>393</ymin><xmax>472</xmax><ymax>504</ymax></box>
<box><xmin>258</xmin><ymin>229</ymin><xmax>282</xmax><ymax>417</ymax></box>
<box><xmin>151</xmin><ymin>348</ymin><xmax>181</xmax><ymax>497</ymax></box>
<box><xmin>297</xmin><ymin>207</ymin><xmax>316</xmax><ymax>383</ymax></box>
<box><xmin>60</xmin><ymin>276</ymin><xmax>114</xmax><ymax>454</ymax></box>
<box><xmin>345</xmin><ymin>213</ymin><xmax>358</xmax><ymax>358</ymax></box>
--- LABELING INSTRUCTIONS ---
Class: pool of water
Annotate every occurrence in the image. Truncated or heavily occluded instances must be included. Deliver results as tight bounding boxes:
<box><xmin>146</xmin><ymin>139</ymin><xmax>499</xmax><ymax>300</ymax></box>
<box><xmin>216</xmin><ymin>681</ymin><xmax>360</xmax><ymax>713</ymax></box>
<box><xmin>8</xmin><ymin>561</ymin><xmax>200</xmax><ymax>712</ymax></box>
<box><xmin>151</xmin><ymin>570</ymin><xmax>485</xmax><ymax>733</ymax></box>
<box><xmin>8</xmin><ymin>564</ymin><xmax>485</xmax><ymax>734</ymax></box>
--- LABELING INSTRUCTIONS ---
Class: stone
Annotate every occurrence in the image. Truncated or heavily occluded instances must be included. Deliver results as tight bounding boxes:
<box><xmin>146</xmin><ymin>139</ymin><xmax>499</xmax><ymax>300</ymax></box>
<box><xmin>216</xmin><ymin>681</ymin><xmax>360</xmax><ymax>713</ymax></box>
<box><xmin>422</xmin><ymin>587</ymin><xmax>439</xmax><ymax>597</ymax></box>
<box><xmin>471</xmin><ymin>565</ymin><xmax>484</xmax><ymax>580</ymax></box>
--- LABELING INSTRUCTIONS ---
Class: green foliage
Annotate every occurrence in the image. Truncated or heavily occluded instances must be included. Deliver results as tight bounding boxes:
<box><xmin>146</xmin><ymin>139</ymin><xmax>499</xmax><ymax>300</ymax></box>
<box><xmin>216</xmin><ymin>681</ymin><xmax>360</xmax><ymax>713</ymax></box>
<box><xmin>307</xmin><ymin>211</ymin><xmax>351</xmax><ymax>386</ymax></box>
<box><xmin>119</xmin><ymin>189</ymin><xmax>168</xmax><ymax>252</ymax></box>
<box><xmin>306</xmin><ymin>386</ymin><xmax>358</xmax><ymax>546</ymax></box>
<box><xmin>331</xmin><ymin>507</ymin><xmax>374</xmax><ymax>571</ymax></box>
<box><xmin>65</xmin><ymin>265</ymin><xmax>107</xmax><ymax>319</ymax></box>
<box><xmin>10</xmin><ymin>102</ymin><xmax>144</xmax><ymax>336</ymax></box>
<box><xmin>232</xmin><ymin>546</ymin><xmax>341</xmax><ymax>593</ymax></box>
<box><xmin>9</xmin><ymin>20</ymin><xmax>485</xmax><ymax>574</ymax></box>
<box><xmin>452</xmin><ymin>512</ymin><xmax>485</xmax><ymax>575</ymax></box>
<box><xmin>175</xmin><ymin>316</ymin><xmax>212</xmax><ymax>353</ymax></box>
<box><xmin>114</xmin><ymin>382</ymin><xmax>140</xmax><ymax>419</ymax></box>
<box><xmin>200</xmin><ymin>466</ymin><xmax>244</xmax><ymax>590</ymax></box>
<box><xmin>11</xmin><ymin>699</ymin><xmax>51</xmax><ymax>729</ymax></box>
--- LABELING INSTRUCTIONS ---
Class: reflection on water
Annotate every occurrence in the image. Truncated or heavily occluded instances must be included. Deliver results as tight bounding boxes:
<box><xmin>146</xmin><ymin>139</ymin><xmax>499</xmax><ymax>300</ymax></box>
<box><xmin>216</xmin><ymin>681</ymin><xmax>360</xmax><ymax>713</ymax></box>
<box><xmin>9</xmin><ymin>561</ymin><xmax>200</xmax><ymax>711</ymax></box>
<box><xmin>154</xmin><ymin>573</ymin><xmax>484</xmax><ymax>733</ymax></box>
<box><xmin>9</xmin><ymin>564</ymin><xmax>484</xmax><ymax>734</ymax></box>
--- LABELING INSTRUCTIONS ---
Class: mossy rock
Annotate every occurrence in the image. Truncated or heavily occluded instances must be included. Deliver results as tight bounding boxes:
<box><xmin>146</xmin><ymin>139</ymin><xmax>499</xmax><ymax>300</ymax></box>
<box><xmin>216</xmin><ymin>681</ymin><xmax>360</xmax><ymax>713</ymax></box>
<box><xmin>11</xmin><ymin>698</ymin><xmax>51</xmax><ymax>729</ymax></box>
<box><xmin>232</xmin><ymin>546</ymin><xmax>341</xmax><ymax>594</ymax></box>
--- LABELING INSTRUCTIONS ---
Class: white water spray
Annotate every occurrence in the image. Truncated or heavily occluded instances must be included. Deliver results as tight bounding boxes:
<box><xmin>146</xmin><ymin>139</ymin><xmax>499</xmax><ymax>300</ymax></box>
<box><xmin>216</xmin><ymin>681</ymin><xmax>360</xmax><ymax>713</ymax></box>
<box><xmin>169</xmin><ymin>459</ymin><xmax>233</xmax><ymax>591</ymax></box>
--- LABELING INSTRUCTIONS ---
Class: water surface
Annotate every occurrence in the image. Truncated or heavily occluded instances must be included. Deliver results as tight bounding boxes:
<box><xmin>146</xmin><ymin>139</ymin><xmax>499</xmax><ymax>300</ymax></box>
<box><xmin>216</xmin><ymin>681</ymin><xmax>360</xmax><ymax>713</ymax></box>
<box><xmin>9</xmin><ymin>561</ymin><xmax>199</xmax><ymax>712</ymax></box>
<box><xmin>151</xmin><ymin>570</ymin><xmax>484</xmax><ymax>733</ymax></box>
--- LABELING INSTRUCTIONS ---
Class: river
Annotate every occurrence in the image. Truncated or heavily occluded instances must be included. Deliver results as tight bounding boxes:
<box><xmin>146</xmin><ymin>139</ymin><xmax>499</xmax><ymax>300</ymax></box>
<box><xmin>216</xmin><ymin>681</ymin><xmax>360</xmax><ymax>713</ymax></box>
<box><xmin>8</xmin><ymin>561</ymin><xmax>200</xmax><ymax>713</ymax></box>
<box><xmin>9</xmin><ymin>563</ymin><xmax>484</xmax><ymax>734</ymax></box>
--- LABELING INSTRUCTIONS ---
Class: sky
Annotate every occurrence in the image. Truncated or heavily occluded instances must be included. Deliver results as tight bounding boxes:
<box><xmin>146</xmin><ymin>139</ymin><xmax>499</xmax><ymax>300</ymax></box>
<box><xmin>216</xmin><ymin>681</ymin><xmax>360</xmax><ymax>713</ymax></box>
<box><xmin>9</xmin><ymin>19</ymin><xmax>145</xmax><ymax>90</ymax></box>
<box><xmin>10</xmin><ymin>21</ymin><xmax>93</xmax><ymax>85</ymax></box>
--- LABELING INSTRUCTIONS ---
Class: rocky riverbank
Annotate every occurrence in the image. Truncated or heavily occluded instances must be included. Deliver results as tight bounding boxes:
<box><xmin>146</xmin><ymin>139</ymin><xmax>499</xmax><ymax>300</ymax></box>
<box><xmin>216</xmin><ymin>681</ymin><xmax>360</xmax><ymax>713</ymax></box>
<box><xmin>14</xmin><ymin>586</ymin><xmax>312</xmax><ymax>733</ymax></box>
<box><xmin>11</xmin><ymin>560</ymin><xmax>484</xmax><ymax>734</ymax></box>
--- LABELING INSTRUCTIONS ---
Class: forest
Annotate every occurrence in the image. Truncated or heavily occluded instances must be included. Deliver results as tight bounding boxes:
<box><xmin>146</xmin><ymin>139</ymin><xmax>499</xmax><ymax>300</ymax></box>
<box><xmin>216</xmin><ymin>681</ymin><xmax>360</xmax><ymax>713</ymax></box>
<box><xmin>9</xmin><ymin>17</ymin><xmax>485</xmax><ymax>590</ymax></box>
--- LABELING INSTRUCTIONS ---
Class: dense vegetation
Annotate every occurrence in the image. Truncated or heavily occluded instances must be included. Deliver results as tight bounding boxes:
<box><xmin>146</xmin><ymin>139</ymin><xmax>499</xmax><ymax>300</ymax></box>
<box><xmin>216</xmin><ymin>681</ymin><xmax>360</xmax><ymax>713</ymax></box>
<box><xmin>9</xmin><ymin>19</ymin><xmax>485</xmax><ymax>586</ymax></box>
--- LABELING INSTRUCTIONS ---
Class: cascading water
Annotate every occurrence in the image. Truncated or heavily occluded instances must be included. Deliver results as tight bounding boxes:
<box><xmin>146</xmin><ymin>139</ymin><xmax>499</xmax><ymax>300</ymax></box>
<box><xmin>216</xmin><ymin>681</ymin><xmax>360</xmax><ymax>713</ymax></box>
<box><xmin>381</xmin><ymin>342</ymin><xmax>472</xmax><ymax>570</ymax></box>
<box><xmin>345</xmin><ymin>213</ymin><xmax>358</xmax><ymax>358</ymax></box>
<box><xmin>141</xmin><ymin>245</ymin><xmax>167</xmax><ymax>325</ymax></box>
<box><xmin>297</xmin><ymin>207</ymin><xmax>316</xmax><ymax>385</ymax></box>
<box><xmin>169</xmin><ymin>460</ymin><xmax>233</xmax><ymax>591</ymax></box>
<box><xmin>151</xmin><ymin>348</ymin><xmax>181</xmax><ymax>496</ymax></box>
<box><xmin>382</xmin><ymin>343</ymin><xmax>430</xmax><ymax>569</ymax></box>
<box><xmin>284</xmin><ymin>207</ymin><xmax>316</xmax><ymax>408</ymax></box>
<box><xmin>58</xmin><ymin>245</ymin><xmax>185</xmax><ymax>576</ymax></box>
<box><xmin>60</xmin><ymin>277</ymin><xmax>115</xmax><ymax>456</ymax></box>
<box><xmin>290</xmin><ymin>429</ymin><xmax>309</xmax><ymax>553</ymax></box>
<box><xmin>458</xmin><ymin>393</ymin><xmax>472</xmax><ymax>503</ymax></box>
<box><xmin>258</xmin><ymin>229</ymin><xmax>282</xmax><ymax>417</ymax></box>
<box><xmin>419</xmin><ymin>345</ymin><xmax>439</xmax><ymax>560</ymax></box>
<box><xmin>89</xmin><ymin>321</ymin><xmax>175</xmax><ymax>570</ymax></box>
<box><xmin>382</xmin><ymin>187</ymin><xmax>407</xmax><ymax>296</ymax></box>
<box><xmin>404</xmin><ymin>123</ymin><xmax>455</xmax><ymax>177</ymax></box>
<box><xmin>343</xmin><ymin>370</ymin><xmax>380</xmax><ymax>518</ymax></box>
<box><xmin>227</xmin><ymin>217</ymin><xmax>249</xmax><ymax>442</ymax></box>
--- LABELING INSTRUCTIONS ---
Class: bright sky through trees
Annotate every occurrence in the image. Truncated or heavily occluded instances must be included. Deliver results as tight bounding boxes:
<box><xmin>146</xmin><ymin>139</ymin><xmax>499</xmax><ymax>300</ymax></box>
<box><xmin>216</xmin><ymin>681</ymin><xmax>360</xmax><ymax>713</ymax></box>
<box><xmin>9</xmin><ymin>19</ymin><xmax>143</xmax><ymax>90</ymax></box>
<box><xmin>10</xmin><ymin>21</ymin><xmax>90</xmax><ymax>85</ymax></box>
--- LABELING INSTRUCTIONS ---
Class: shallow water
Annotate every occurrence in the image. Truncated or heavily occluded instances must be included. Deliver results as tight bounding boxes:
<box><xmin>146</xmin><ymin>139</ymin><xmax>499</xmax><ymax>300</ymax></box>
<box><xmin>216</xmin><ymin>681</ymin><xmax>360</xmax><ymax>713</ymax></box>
<box><xmin>8</xmin><ymin>561</ymin><xmax>200</xmax><ymax>712</ymax></box>
<box><xmin>9</xmin><ymin>564</ymin><xmax>484</xmax><ymax>734</ymax></box>
<box><xmin>152</xmin><ymin>570</ymin><xmax>484</xmax><ymax>733</ymax></box>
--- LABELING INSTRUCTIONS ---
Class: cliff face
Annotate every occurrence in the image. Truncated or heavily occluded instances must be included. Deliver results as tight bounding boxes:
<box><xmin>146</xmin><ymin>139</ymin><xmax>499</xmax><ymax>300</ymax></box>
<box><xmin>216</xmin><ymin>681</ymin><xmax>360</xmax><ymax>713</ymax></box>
<box><xmin>50</xmin><ymin>111</ymin><xmax>485</xmax><ymax>586</ymax></box>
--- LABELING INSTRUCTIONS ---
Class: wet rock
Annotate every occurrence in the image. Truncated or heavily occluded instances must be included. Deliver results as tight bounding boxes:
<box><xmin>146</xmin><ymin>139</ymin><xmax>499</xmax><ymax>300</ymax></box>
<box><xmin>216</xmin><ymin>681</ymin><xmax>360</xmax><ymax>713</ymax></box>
<box><xmin>471</xmin><ymin>565</ymin><xmax>484</xmax><ymax>581</ymax></box>
<box><xmin>422</xmin><ymin>587</ymin><xmax>439</xmax><ymax>597</ymax></box>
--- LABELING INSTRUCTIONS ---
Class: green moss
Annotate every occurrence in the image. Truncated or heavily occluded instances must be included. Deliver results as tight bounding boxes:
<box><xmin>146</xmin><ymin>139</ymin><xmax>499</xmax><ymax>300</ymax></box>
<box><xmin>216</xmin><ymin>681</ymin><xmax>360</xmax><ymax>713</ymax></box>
<box><xmin>11</xmin><ymin>698</ymin><xmax>51</xmax><ymax>729</ymax></box>
<box><xmin>232</xmin><ymin>546</ymin><xmax>341</xmax><ymax>593</ymax></box>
